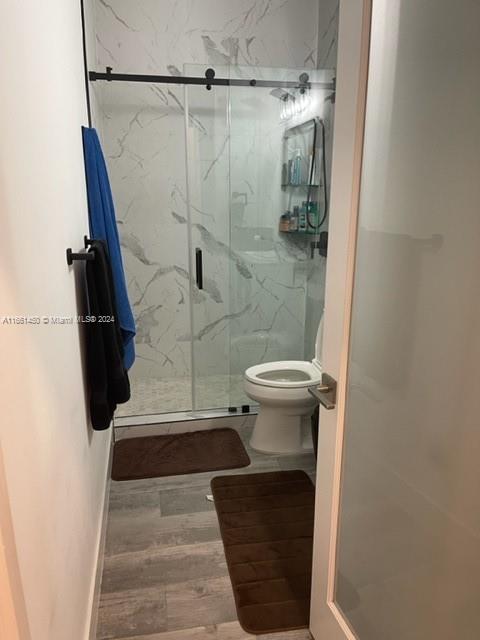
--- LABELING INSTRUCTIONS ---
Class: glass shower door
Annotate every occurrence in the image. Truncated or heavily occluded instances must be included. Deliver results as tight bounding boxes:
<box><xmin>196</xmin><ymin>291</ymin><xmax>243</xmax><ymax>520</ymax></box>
<box><xmin>185</xmin><ymin>64</ymin><xmax>334</xmax><ymax>412</ymax></box>
<box><xmin>99</xmin><ymin>78</ymin><xmax>195</xmax><ymax>418</ymax></box>
<box><xmin>228</xmin><ymin>66</ymin><xmax>334</xmax><ymax>409</ymax></box>
<box><xmin>184</xmin><ymin>66</ymin><xmax>232</xmax><ymax>411</ymax></box>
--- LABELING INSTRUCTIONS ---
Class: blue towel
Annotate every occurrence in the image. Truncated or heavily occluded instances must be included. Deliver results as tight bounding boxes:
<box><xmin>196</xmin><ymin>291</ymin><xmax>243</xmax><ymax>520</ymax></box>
<box><xmin>82</xmin><ymin>127</ymin><xmax>136</xmax><ymax>370</ymax></box>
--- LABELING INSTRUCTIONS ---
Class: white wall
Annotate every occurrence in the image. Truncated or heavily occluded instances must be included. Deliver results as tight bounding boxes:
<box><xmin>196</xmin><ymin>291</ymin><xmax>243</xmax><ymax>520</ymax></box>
<box><xmin>0</xmin><ymin>3</ymin><xmax>111</xmax><ymax>639</ymax></box>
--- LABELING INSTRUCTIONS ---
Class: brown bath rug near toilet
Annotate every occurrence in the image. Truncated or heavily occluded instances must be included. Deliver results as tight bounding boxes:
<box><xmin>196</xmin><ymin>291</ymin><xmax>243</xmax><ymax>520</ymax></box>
<box><xmin>211</xmin><ymin>470</ymin><xmax>315</xmax><ymax>634</ymax></box>
<box><xmin>111</xmin><ymin>428</ymin><xmax>250</xmax><ymax>481</ymax></box>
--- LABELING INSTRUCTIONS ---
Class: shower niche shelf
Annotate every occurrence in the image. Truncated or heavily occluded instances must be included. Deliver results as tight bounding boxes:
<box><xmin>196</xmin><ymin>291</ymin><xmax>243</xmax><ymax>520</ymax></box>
<box><xmin>281</xmin><ymin>117</ymin><xmax>321</xmax><ymax>189</ymax></box>
<box><xmin>279</xmin><ymin>116</ymin><xmax>328</xmax><ymax>247</ymax></box>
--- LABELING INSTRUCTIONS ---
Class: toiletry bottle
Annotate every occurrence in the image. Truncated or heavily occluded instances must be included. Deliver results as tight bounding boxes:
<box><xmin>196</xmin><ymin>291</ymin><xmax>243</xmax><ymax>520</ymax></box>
<box><xmin>302</xmin><ymin>154</ymin><xmax>310</xmax><ymax>185</ymax></box>
<box><xmin>290</xmin><ymin>206</ymin><xmax>299</xmax><ymax>231</ymax></box>
<box><xmin>279</xmin><ymin>212</ymin><xmax>291</xmax><ymax>232</ymax></box>
<box><xmin>293</xmin><ymin>149</ymin><xmax>302</xmax><ymax>185</ymax></box>
<box><xmin>286</xmin><ymin>211</ymin><xmax>292</xmax><ymax>231</ymax></box>
<box><xmin>299</xmin><ymin>202</ymin><xmax>307</xmax><ymax>231</ymax></box>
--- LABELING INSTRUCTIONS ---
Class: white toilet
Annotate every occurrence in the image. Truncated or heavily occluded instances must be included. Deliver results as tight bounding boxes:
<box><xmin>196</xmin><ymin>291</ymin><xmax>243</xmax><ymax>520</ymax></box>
<box><xmin>244</xmin><ymin>316</ymin><xmax>323</xmax><ymax>454</ymax></box>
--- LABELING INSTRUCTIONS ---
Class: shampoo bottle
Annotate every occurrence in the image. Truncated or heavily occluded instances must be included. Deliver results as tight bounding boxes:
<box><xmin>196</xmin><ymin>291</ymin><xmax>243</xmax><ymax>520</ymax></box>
<box><xmin>298</xmin><ymin>202</ymin><xmax>307</xmax><ymax>231</ymax></box>
<box><xmin>293</xmin><ymin>149</ymin><xmax>302</xmax><ymax>185</ymax></box>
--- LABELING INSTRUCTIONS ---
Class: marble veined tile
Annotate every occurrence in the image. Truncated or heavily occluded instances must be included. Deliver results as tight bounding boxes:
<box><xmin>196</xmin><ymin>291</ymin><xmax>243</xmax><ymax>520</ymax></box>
<box><xmin>94</xmin><ymin>1</ymin><xmax>321</xmax><ymax>73</ymax></box>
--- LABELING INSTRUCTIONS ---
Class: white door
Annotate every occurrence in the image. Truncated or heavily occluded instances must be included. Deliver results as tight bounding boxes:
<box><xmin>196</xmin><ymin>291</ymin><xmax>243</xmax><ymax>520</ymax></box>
<box><xmin>310</xmin><ymin>0</ymin><xmax>480</xmax><ymax>638</ymax></box>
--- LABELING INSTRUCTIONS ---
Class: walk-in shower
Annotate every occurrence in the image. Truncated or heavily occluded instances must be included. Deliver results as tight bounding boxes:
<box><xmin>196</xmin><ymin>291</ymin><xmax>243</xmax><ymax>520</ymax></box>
<box><xmin>92</xmin><ymin>64</ymin><xmax>335</xmax><ymax>423</ymax></box>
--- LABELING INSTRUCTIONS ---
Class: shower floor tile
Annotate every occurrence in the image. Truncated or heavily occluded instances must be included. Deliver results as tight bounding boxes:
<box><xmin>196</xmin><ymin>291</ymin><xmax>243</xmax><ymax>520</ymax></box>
<box><xmin>96</xmin><ymin>421</ymin><xmax>316</xmax><ymax>640</ymax></box>
<box><xmin>116</xmin><ymin>374</ymin><xmax>247</xmax><ymax>418</ymax></box>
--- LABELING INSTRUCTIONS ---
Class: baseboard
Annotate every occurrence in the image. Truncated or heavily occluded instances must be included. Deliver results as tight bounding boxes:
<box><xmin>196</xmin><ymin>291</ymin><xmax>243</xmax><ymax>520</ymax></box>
<box><xmin>87</xmin><ymin>434</ymin><xmax>114</xmax><ymax>640</ymax></box>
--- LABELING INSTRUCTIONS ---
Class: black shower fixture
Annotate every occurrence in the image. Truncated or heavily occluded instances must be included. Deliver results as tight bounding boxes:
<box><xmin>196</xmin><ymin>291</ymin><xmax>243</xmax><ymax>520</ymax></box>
<box><xmin>88</xmin><ymin>67</ymin><xmax>333</xmax><ymax>94</ymax></box>
<box><xmin>270</xmin><ymin>87</ymin><xmax>294</xmax><ymax>101</ymax></box>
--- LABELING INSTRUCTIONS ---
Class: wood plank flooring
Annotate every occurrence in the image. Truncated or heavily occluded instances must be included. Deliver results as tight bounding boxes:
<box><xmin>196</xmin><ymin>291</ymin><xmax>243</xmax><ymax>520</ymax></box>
<box><xmin>97</xmin><ymin>421</ymin><xmax>316</xmax><ymax>640</ymax></box>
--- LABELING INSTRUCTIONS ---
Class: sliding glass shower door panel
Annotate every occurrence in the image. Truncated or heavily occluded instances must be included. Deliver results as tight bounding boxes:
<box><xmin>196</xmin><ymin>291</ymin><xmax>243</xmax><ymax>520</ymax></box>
<box><xmin>98</xmin><ymin>80</ymin><xmax>193</xmax><ymax>417</ymax></box>
<box><xmin>184</xmin><ymin>66</ymin><xmax>232</xmax><ymax>411</ymax></box>
<box><xmin>228</xmin><ymin>66</ymin><xmax>335</xmax><ymax>407</ymax></box>
<box><xmin>185</xmin><ymin>64</ymin><xmax>335</xmax><ymax>412</ymax></box>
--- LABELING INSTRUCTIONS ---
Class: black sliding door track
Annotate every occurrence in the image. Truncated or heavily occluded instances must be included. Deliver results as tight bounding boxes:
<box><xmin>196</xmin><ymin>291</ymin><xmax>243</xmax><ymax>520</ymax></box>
<box><xmin>89</xmin><ymin>67</ymin><xmax>335</xmax><ymax>92</ymax></box>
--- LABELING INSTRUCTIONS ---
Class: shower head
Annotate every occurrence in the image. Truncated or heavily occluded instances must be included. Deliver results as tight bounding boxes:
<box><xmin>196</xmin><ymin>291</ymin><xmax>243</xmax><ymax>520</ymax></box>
<box><xmin>270</xmin><ymin>88</ymin><xmax>291</xmax><ymax>101</ymax></box>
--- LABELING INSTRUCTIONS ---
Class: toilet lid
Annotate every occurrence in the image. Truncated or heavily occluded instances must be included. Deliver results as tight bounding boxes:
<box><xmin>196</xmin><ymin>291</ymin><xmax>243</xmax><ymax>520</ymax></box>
<box><xmin>245</xmin><ymin>360</ymin><xmax>321</xmax><ymax>388</ymax></box>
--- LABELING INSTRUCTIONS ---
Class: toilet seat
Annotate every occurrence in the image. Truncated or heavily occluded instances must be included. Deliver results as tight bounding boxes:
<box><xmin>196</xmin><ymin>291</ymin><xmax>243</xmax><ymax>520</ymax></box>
<box><xmin>245</xmin><ymin>360</ymin><xmax>321</xmax><ymax>388</ymax></box>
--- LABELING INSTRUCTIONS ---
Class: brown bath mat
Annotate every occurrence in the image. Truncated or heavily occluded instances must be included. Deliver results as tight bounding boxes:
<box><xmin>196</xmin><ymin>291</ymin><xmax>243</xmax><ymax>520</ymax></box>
<box><xmin>211</xmin><ymin>470</ymin><xmax>315</xmax><ymax>634</ymax></box>
<box><xmin>112</xmin><ymin>428</ymin><xmax>250</xmax><ymax>481</ymax></box>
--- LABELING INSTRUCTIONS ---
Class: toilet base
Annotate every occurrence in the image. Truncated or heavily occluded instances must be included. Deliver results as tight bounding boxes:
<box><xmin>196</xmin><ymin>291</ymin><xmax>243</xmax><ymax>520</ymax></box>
<box><xmin>249</xmin><ymin>409</ymin><xmax>314</xmax><ymax>455</ymax></box>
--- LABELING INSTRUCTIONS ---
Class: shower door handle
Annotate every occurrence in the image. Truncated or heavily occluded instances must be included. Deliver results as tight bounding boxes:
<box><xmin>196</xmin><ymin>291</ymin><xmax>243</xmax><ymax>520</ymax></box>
<box><xmin>195</xmin><ymin>248</ymin><xmax>203</xmax><ymax>290</ymax></box>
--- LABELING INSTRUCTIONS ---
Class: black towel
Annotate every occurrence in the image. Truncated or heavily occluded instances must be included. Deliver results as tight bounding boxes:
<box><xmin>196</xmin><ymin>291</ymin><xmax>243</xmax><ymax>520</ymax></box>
<box><xmin>85</xmin><ymin>240</ymin><xmax>130</xmax><ymax>430</ymax></box>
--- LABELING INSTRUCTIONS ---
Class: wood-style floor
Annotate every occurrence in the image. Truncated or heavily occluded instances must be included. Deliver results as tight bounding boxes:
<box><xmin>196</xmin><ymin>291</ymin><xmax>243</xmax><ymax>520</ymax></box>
<box><xmin>96</xmin><ymin>420</ymin><xmax>316</xmax><ymax>640</ymax></box>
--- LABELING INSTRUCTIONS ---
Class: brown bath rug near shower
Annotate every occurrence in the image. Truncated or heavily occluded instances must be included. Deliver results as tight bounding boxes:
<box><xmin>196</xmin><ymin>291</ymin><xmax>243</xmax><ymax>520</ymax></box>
<box><xmin>211</xmin><ymin>470</ymin><xmax>315</xmax><ymax>634</ymax></box>
<box><xmin>111</xmin><ymin>428</ymin><xmax>251</xmax><ymax>481</ymax></box>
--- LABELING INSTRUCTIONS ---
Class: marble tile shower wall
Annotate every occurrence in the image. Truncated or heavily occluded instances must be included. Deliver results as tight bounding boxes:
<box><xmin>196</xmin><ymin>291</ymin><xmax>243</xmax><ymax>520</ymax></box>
<box><xmin>91</xmin><ymin>0</ymin><xmax>339</xmax><ymax>393</ymax></box>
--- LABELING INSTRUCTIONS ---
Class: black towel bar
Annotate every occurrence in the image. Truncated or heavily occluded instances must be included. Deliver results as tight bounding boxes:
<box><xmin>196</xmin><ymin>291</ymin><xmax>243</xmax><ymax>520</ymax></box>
<box><xmin>66</xmin><ymin>247</ymin><xmax>95</xmax><ymax>266</ymax></box>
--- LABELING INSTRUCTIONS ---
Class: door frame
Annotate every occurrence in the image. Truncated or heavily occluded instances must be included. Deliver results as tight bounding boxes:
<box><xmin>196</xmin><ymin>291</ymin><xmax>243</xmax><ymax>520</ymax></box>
<box><xmin>310</xmin><ymin>0</ymin><xmax>372</xmax><ymax>638</ymax></box>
